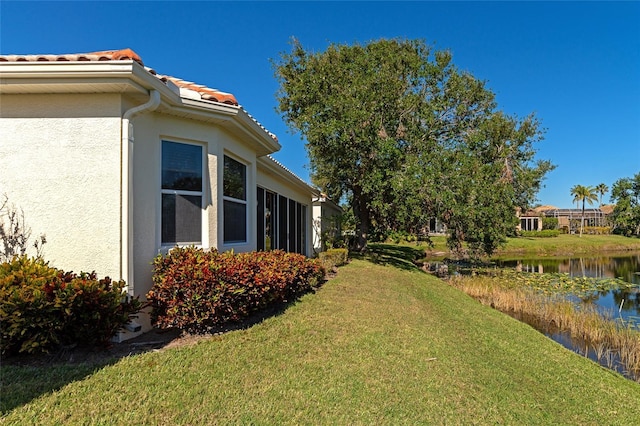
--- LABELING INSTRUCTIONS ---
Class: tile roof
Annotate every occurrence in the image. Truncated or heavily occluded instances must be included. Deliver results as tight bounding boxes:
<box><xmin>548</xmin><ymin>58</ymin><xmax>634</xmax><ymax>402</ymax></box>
<box><xmin>0</xmin><ymin>48</ymin><xmax>282</xmax><ymax>144</ymax></box>
<box><xmin>600</xmin><ymin>204</ymin><xmax>615</xmax><ymax>215</ymax></box>
<box><xmin>152</xmin><ymin>72</ymin><xmax>238</xmax><ymax>105</ymax></box>
<box><xmin>0</xmin><ymin>48</ymin><xmax>239</xmax><ymax>106</ymax></box>
<box><xmin>0</xmin><ymin>48</ymin><xmax>144</xmax><ymax>65</ymax></box>
<box><xmin>533</xmin><ymin>205</ymin><xmax>559</xmax><ymax>212</ymax></box>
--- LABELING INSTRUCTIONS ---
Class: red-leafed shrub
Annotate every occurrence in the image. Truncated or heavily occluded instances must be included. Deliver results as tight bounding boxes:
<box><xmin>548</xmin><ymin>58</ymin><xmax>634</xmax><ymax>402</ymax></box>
<box><xmin>0</xmin><ymin>256</ymin><xmax>141</xmax><ymax>355</ymax></box>
<box><xmin>147</xmin><ymin>247</ymin><xmax>325</xmax><ymax>333</ymax></box>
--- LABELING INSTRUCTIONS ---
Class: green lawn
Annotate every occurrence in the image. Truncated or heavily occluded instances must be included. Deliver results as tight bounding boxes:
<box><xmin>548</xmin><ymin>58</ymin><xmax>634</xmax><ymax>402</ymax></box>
<box><xmin>496</xmin><ymin>234</ymin><xmax>640</xmax><ymax>256</ymax></box>
<box><xmin>2</xmin><ymin>246</ymin><xmax>640</xmax><ymax>424</ymax></box>
<box><xmin>417</xmin><ymin>234</ymin><xmax>640</xmax><ymax>258</ymax></box>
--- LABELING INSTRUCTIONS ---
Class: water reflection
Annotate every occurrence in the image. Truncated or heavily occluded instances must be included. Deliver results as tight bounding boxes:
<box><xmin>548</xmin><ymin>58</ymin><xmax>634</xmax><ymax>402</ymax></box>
<box><xmin>495</xmin><ymin>253</ymin><xmax>640</xmax><ymax>321</ymax></box>
<box><xmin>498</xmin><ymin>254</ymin><xmax>640</xmax><ymax>283</ymax></box>
<box><xmin>485</xmin><ymin>252</ymin><xmax>640</xmax><ymax>381</ymax></box>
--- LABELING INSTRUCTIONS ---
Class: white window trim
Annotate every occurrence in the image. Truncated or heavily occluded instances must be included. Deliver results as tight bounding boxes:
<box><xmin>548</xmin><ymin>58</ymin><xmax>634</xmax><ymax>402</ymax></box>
<box><xmin>222</xmin><ymin>154</ymin><xmax>249</xmax><ymax>245</ymax></box>
<box><xmin>160</xmin><ymin>139</ymin><xmax>206</xmax><ymax>249</ymax></box>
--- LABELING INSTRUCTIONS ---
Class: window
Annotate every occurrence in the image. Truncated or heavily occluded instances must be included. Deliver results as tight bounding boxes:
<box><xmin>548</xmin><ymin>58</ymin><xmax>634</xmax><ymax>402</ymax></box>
<box><xmin>258</xmin><ymin>189</ymin><xmax>307</xmax><ymax>255</ymax></box>
<box><xmin>300</xmin><ymin>204</ymin><xmax>307</xmax><ymax>254</ymax></box>
<box><xmin>161</xmin><ymin>141</ymin><xmax>203</xmax><ymax>245</ymax></box>
<box><xmin>278</xmin><ymin>195</ymin><xmax>288</xmax><ymax>250</ymax></box>
<box><xmin>289</xmin><ymin>199</ymin><xmax>297</xmax><ymax>253</ymax></box>
<box><xmin>265</xmin><ymin>191</ymin><xmax>276</xmax><ymax>250</ymax></box>
<box><xmin>257</xmin><ymin>187</ymin><xmax>277</xmax><ymax>251</ymax></box>
<box><xmin>223</xmin><ymin>155</ymin><xmax>247</xmax><ymax>244</ymax></box>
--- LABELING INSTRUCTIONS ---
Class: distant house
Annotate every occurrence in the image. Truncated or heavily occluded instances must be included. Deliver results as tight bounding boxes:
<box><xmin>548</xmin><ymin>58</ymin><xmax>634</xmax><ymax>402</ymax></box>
<box><xmin>535</xmin><ymin>205</ymin><xmax>612</xmax><ymax>233</ymax></box>
<box><xmin>517</xmin><ymin>208</ymin><xmax>543</xmax><ymax>232</ymax></box>
<box><xmin>427</xmin><ymin>218</ymin><xmax>447</xmax><ymax>235</ymax></box>
<box><xmin>312</xmin><ymin>194</ymin><xmax>342</xmax><ymax>253</ymax></box>
<box><xmin>517</xmin><ymin>205</ymin><xmax>614</xmax><ymax>233</ymax></box>
<box><xmin>0</xmin><ymin>49</ymin><xmax>319</xmax><ymax>338</ymax></box>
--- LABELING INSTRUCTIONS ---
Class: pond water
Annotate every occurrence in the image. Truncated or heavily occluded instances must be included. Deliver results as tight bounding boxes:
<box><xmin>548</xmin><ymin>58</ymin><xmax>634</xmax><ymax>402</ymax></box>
<box><xmin>489</xmin><ymin>252</ymin><xmax>640</xmax><ymax>381</ymax></box>
<box><xmin>494</xmin><ymin>253</ymin><xmax>640</xmax><ymax>325</ymax></box>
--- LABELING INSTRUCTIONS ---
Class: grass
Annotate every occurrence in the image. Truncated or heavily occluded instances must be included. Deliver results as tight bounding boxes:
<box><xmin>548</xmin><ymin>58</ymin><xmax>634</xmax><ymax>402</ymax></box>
<box><xmin>496</xmin><ymin>234</ymin><xmax>640</xmax><ymax>256</ymax></box>
<box><xmin>2</xmin><ymin>246</ymin><xmax>640</xmax><ymax>424</ymax></box>
<box><xmin>400</xmin><ymin>234</ymin><xmax>640</xmax><ymax>258</ymax></box>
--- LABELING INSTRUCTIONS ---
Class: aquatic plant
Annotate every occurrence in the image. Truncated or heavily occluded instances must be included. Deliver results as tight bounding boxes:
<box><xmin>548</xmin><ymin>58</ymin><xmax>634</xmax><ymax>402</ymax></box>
<box><xmin>449</xmin><ymin>272</ymin><xmax>640</xmax><ymax>381</ymax></box>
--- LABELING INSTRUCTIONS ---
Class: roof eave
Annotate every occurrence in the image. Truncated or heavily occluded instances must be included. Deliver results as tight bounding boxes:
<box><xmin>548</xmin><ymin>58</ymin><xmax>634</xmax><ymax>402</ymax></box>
<box><xmin>0</xmin><ymin>60</ymin><xmax>150</xmax><ymax>95</ymax></box>
<box><xmin>258</xmin><ymin>156</ymin><xmax>317</xmax><ymax>196</ymax></box>
<box><xmin>312</xmin><ymin>196</ymin><xmax>342</xmax><ymax>212</ymax></box>
<box><xmin>0</xmin><ymin>60</ymin><xmax>136</xmax><ymax>78</ymax></box>
<box><xmin>0</xmin><ymin>60</ymin><xmax>280</xmax><ymax>155</ymax></box>
<box><xmin>176</xmin><ymin>99</ymin><xmax>280</xmax><ymax>156</ymax></box>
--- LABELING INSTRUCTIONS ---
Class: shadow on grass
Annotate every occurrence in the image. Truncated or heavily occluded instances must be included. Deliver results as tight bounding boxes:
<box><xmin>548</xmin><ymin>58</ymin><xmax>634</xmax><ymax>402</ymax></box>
<box><xmin>1</xmin><ymin>359</ymin><xmax>118</xmax><ymax>414</ymax></box>
<box><xmin>0</xmin><ymin>294</ymin><xmax>312</xmax><ymax>415</ymax></box>
<box><xmin>352</xmin><ymin>243</ymin><xmax>426</xmax><ymax>271</ymax></box>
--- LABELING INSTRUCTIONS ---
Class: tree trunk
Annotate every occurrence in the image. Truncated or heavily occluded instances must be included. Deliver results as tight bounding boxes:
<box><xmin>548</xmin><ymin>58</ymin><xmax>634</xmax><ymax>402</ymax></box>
<box><xmin>580</xmin><ymin>199</ymin><xmax>585</xmax><ymax>237</ymax></box>
<box><xmin>351</xmin><ymin>186</ymin><xmax>370</xmax><ymax>253</ymax></box>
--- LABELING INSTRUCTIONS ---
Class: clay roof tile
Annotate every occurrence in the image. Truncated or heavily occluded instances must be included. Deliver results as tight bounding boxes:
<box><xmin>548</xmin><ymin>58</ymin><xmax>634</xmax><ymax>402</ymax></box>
<box><xmin>0</xmin><ymin>49</ymin><xmax>144</xmax><ymax>66</ymax></box>
<box><xmin>0</xmin><ymin>48</ymin><xmax>278</xmax><ymax>140</ymax></box>
<box><xmin>158</xmin><ymin>74</ymin><xmax>240</xmax><ymax>106</ymax></box>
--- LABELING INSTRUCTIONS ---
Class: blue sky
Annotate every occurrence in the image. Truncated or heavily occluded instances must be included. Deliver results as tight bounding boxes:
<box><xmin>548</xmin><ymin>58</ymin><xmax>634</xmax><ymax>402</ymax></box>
<box><xmin>2</xmin><ymin>1</ymin><xmax>638</xmax><ymax>208</ymax></box>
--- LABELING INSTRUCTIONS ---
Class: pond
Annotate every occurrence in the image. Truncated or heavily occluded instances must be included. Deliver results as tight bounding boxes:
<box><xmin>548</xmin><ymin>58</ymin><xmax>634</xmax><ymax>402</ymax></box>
<box><xmin>492</xmin><ymin>252</ymin><xmax>640</xmax><ymax>381</ymax></box>
<box><xmin>494</xmin><ymin>253</ymin><xmax>640</xmax><ymax>325</ymax></box>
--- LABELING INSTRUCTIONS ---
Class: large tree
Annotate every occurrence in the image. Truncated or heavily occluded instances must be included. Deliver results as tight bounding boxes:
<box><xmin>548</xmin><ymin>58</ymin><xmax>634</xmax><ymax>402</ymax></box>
<box><xmin>274</xmin><ymin>38</ymin><xmax>553</xmax><ymax>255</ymax></box>
<box><xmin>609</xmin><ymin>173</ymin><xmax>640</xmax><ymax>237</ymax></box>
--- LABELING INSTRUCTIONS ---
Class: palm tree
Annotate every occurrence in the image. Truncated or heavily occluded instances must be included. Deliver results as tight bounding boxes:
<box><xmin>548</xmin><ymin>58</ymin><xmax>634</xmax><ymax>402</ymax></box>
<box><xmin>570</xmin><ymin>185</ymin><xmax>598</xmax><ymax>237</ymax></box>
<box><xmin>570</xmin><ymin>185</ymin><xmax>580</xmax><ymax>232</ymax></box>
<box><xmin>570</xmin><ymin>184</ymin><xmax>580</xmax><ymax>209</ymax></box>
<box><xmin>595</xmin><ymin>183</ymin><xmax>608</xmax><ymax>207</ymax></box>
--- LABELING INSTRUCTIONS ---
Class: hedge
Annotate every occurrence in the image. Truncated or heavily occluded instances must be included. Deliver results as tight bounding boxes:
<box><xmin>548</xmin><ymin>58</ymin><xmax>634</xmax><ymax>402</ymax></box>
<box><xmin>147</xmin><ymin>248</ymin><xmax>325</xmax><ymax>333</ymax></box>
<box><xmin>0</xmin><ymin>256</ymin><xmax>141</xmax><ymax>355</ymax></box>
<box><xmin>519</xmin><ymin>230</ymin><xmax>560</xmax><ymax>238</ymax></box>
<box><xmin>319</xmin><ymin>248</ymin><xmax>349</xmax><ymax>272</ymax></box>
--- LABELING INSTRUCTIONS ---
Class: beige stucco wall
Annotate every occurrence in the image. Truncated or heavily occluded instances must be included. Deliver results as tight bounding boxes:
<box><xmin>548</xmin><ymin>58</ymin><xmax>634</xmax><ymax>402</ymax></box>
<box><xmin>0</xmin><ymin>93</ymin><xmax>122</xmax><ymax>278</ymax></box>
<box><xmin>312</xmin><ymin>204</ymin><xmax>323</xmax><ymax>252</ymax></box>
<box><xmin>2</xmin><ymin>90</ymin><xmax>310</xmax><ymax>338</ymax></box>
<box><xmin>129</xmin><ymin>112</ymin><xmax>262</xmax><ymax>300</ymax></box>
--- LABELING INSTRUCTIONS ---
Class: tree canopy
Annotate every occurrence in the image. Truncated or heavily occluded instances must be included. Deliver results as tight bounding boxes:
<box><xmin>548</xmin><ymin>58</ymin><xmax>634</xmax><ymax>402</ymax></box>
<box><xmin>610</xmin><ymin>172</ymin><xmax>640</xmax><ymax>237</ymax></box>
<box><xmin>274</xmin><ymin>38</ymin><xmax>554</xmax><ymax>255</ymax></box>
<box><xmin>595</xmin><ymin>183</ymin><xmax>608</xmax><ymax>207</ymax></box>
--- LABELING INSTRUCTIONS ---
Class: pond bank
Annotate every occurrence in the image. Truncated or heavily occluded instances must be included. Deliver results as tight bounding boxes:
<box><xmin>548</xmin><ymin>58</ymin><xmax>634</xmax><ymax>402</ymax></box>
<box><xmin>448</xmin><ymin>272</ymin><xmax>640</xmax><ymax>382</ymax></box>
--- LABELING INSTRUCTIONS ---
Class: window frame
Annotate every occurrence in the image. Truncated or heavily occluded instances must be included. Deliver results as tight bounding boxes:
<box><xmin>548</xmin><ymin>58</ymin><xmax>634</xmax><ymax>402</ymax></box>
<box><xmin>160</xmin><ymin>140</ymin><xmax>205</xmax><ymax>247</ymax></box>
<box><xmin>223</xmin><ymin>154</ymin><xmax>248</xmax><ymax>245</ymax></box>
<box><xmin>257</xmin><ymin>186</ymin><xmax>277</xmax><ymax>251</ymax></box>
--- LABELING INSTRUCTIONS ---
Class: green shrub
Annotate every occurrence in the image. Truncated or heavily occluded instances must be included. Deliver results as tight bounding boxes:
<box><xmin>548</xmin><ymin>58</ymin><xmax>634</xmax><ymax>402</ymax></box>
<box><xmin>584</xmin><ymin>226</ymin><xmax>611</xmax><ymax>235</ymax></box>
<box><xmin>147</xmin><ymin>248</ymin><xmax>325</xmax><ymax>333</ymax></box>
<box><xmin>520</xmin><ymin>230</ymin><xmax>560</xmax><ymax>238</ymax></box>
<box><xmin>541</xmin><ymin>217</ymin><xmax>558</xmax><ymax>230</ymax></box>
<box><xmin>319</xmin><ymin>248</ymin><xmax>349</xmax><ymax>271</ymax></box>
<box><xmin>0</xmin><ymin>256</ymin><xmax>141</xmax><ymax>355</ymax></box>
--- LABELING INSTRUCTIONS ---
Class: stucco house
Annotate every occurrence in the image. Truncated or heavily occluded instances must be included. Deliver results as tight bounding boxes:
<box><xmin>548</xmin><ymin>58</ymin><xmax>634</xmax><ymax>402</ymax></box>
<box><xmin>516</xmin><ymin>208</ymin><xmax>544</xmax><ymax>232</ymax></box>
<box><xmin>0</xmin><ymin>48</ymin><xmax>319</xmax><ymax>337</ymax></box>
<box><xmin>312</xmin><ymin>194</ymin><xmax>342</xmax><ymax>253</ymax></box>
<box><xmin>535</xmin><ymin>205</ymin><xmax>611</xmax><ymax>233</ymax></box>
